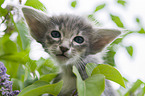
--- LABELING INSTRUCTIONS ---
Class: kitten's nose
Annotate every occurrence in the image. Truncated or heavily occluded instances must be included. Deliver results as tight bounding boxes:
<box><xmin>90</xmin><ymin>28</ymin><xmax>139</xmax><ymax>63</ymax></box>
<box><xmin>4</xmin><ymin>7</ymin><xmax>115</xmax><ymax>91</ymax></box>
<box><xmin>60</xmin><ymin>46</ymin><xmax>69</xmax><ymax>53</ymax></box>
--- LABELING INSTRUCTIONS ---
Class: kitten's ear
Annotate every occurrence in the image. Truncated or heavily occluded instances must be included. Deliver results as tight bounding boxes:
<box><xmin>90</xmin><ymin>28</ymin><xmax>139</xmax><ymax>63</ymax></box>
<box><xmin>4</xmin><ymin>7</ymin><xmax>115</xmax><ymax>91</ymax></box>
<box><xmin>89</xmin><ymin>29</ymin><xmax>121</xmax><ymax>54</ymax></box>
<box><xmin>22</xmin><ymin>7</ymin><xmax>49</xmax><ymax>43</ymax></box>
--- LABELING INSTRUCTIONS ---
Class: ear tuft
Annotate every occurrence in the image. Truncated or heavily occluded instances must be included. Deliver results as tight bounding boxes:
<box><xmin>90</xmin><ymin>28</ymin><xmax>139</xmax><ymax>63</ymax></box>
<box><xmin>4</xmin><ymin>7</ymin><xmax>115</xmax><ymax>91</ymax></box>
<box><xmin>22</xmin><ymin>7</ymin><xmax>49</xmax><ymax>43</ymax></box>
<box><xmin>89</xmin><ymin>29</ymin><xmax>121</xmax><ymax>54</ymax></box>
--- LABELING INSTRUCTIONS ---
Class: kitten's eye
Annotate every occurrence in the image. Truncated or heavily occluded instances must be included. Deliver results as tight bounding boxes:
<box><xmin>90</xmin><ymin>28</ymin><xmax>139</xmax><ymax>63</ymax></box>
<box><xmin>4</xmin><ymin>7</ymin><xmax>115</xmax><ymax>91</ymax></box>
<box><xmin>51</xmin><ymin>31</ymin><xmax>61</xmax><ymax>38</ymax></box>
<box><xmin>74</xmin><ymin>36</ymin><xmax>84</xmax><ymax>44</ymax></box>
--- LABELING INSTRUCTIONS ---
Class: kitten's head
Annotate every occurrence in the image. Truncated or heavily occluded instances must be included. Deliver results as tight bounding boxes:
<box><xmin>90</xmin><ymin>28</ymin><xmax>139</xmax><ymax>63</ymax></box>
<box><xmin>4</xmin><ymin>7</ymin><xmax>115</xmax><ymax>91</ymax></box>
<box><xmin>22</xmin><ymin>7</ymin><xmax>121</xmax><ymax>65</ymax></box>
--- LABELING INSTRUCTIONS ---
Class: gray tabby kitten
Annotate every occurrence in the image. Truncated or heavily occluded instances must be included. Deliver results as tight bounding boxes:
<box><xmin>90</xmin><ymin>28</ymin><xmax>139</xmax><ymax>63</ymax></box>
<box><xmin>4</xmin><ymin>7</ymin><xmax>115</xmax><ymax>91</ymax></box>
<box><xmin>22</xmin><ymin>7</ymin><xmax>121</xmax><ymax>96</ymax></box>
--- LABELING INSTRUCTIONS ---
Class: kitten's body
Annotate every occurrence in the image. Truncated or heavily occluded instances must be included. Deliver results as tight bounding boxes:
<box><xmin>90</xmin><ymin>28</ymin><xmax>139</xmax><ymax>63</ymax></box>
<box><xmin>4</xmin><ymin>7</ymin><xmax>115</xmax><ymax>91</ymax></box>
<box><xmin>53</xmin><ymin>55</ymin><xmax>115</xmax><ymax>96</ymax></box>
<box><xmin>22</xmin><ymin>7</ymin><xmax>121</xmax><ymax>96</ymax></box>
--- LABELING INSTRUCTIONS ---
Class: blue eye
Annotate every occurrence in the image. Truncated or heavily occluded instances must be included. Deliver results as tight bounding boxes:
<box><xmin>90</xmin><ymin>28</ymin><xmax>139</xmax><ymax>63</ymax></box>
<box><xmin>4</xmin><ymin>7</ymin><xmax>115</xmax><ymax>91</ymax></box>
<box><xmin>74</xmin><ymin>36</ymin><xmax>84</xmax><ymax>44</ymax></box>
<box><xmin>51</xmin><ymin>31</ymin><xmax>61</xmax><ymax>38</ymax></box>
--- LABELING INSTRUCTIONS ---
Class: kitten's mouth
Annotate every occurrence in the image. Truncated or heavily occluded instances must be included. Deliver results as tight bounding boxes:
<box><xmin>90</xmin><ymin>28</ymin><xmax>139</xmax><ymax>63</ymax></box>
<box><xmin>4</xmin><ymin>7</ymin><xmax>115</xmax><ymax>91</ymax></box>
<box><xmin>56</xmin><ymin>54</ymin><xmax>68</xmax><ymax>58</ymax></box>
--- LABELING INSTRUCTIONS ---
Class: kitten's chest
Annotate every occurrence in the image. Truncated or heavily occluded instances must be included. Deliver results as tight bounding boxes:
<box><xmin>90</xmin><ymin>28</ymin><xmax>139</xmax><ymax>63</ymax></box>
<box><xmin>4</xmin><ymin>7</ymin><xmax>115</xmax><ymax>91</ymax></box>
<box><xmin>61</xmin><ymin>73</ymin><xmax>76</xmax><ymax>93</ymax></box>
<box><xmin>60</xmin><ymin>67</ymin><xmax>77</xmax><ymax>95</ymax></box>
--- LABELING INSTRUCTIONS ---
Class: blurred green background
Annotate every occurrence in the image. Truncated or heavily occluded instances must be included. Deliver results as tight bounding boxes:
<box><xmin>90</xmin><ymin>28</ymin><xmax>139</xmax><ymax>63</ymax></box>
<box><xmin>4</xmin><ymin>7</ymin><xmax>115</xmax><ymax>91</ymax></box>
<box><xmin>0</xmin><ymin>0</ymin><xmax>145</xmax><ymax>95</ymax></box>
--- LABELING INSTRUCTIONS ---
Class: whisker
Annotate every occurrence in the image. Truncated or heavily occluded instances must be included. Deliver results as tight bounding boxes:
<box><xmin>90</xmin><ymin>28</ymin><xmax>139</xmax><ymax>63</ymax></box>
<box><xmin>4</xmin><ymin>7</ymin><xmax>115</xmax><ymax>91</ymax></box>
<box><xmin>73</xmin><ymin>55</ymin><xmax>89</xmax><ymax>79</ymax></box>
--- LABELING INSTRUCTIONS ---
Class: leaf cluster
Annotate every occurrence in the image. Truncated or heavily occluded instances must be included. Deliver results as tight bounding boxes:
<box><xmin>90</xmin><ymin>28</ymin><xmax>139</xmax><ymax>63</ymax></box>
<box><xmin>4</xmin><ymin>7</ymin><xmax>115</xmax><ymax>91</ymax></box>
<box><xmin>0</xmin><ymin>0</ymin><xmax>145</xmax><ymax>96</ymax></box>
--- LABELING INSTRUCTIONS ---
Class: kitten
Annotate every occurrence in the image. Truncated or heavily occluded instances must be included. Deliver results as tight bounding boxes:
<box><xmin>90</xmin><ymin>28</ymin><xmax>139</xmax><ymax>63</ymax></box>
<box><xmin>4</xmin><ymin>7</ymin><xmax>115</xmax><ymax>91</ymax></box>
<box><xmin>22</xmin><ymin>7</ymin><xmax>121</xmax><ymax>96</ymax></box>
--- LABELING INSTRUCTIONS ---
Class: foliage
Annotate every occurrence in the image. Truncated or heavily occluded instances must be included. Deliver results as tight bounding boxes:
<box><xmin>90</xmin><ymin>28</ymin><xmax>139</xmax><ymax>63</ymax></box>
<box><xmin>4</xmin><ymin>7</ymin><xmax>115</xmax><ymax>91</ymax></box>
<box><xmin>73</xmin><ymin>66</ymin><xmax>105</xmax><ymax>96</ymax></box>
<box><xmin>73</xmin><ymin>64</ymin><xmax>125</xmax><ymax>96</ymax></box>
<box><xmin>117</xmin><ymin>0</ymin><xmax>127</xmax><ymax>6</ymax></box>
<box><xmin>94</xmin><ymin>3</ymin><xmax>106</xmax><ymax>12</ymax></box>
<box><xmin>0</xmin><ymin>0</ymin><xmax>59</xmax><ymax>95</ymax></box>
<box><xmin>18</xmin><ymin>80</ymin><xmax>63</xmax><ymax>96</ymax></box>
<box><xmin>71</xmin><ymin>0</ymin><xmax>77</xmax><ymax>8</ymax></box>
<box><xmin>110</xmin><ymin>14</ymin><xmax>124</xmax><ymax>28</ymax></box>
<box><xmin>0</xmin><ymin>0</ymin><xmax>145</xmax><ymax>96</ymax></box>
<box><xmin>91</xmin><ymin>64</ymin><xmax>125</xmax><ymax>88</ymax></box>
<box><xmin>25</xmin><ymin>0</ymin><xmax>46</xmax><ymax>12</ymax></box>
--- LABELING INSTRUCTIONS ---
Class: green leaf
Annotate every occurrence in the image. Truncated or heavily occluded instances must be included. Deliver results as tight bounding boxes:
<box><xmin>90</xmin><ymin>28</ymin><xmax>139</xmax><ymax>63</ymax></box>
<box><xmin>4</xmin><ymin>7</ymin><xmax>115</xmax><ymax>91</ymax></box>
<box><xmin>71</xmin><ymin>1</ymin><xmax>77</xmax><ymax>8</ymax></box>
<box><xmin>138</xmin><ymin>28</ymin><xmax>145</xmax><ymax>34</ymax></box>
<box><xmin>36</xmin><ymin>58</ymin><xmax>54</xmax><ymax>68</ymax></box>
<box><xmin>4</xmin><ymin>62</ymin><xmax>19</xmax><ymax>78</ymax></box>
<box><xmin>17</xmin><ymin>64</ymin><xmax>25</xmax><ymax>82</ymax></box>
<box><xmin>117</xmin><ymin>0</ymin><xmax>126</xmax><ymax>6</ymax></box>
<box><xmin>111</xmin><ymin>38</ymin><xmax>123</xmax><ymax>45</ymax></box>
<box><xmin>85</xmin><ymin>63</ymin><xmax>98</xmax><ymax>76</ymax></box>
<box><xmin>11</xmin><ymin>78</ymin><xmax>24</xmax><ymax>90</ymax></box>
<box><xmin>73</xmin><ymin>66</ymin><xmax>105</xmax><ymax>96</ymax></box>
<box><xmin>88</xmin><ymin>14</ymin><xmax>101</xmax><ymax>26</ymax></box>
<box><xmin>138</xmin><ymin>85</ymin><xmax>145</xmax><ymax>96</ymax></box>
<box><xmin>9</xmin><ymin>12</ymin><xmax>29</xmax><ymax>51</ymax></box>
<box><xmin>18</xmin><ymin>80</ymin><xmax>63</xmax><ymax>96</ymax></box>
<box><xmin>104</xmin><ymin>38</ymin><xmax>122</xmax><ymax>66</ymax></box>
<box><xmin>94</xmin><ymin>4</ymin><xmax>106</xmax><ymax>12</ymax></box>
<box><xmin>0</xmin><ymin>0</ymin><xmax>8</xmax><ymax>17</ymax></box>
<box><xmin>16</xmin><ymin>21</ymin><xmax>30</xmax><ymax>50</ymax></box>
<box><xmin>73</xmin><ymin>66</ymin><xmax>84</xmax><ymax>95</ymax></box>
<box><xmin>17</xmin><ymin>34</ymin><xmax>23</xmax><ymax>51</ymax></box>
<box><xmin>0</xmin><ymin>51</ymin><xmax>29</xmax><ymax>64</ymax></box>
<box><xmin>0</xmin><ymin>0</ymin><xmax>4</xmax><ymax>6</ymax></box>
<box><xmin>2</xmin><ymin>34</ymin><xmax>17</xmax><ymax>54</ymax></box>
<box><xmin>0</xmin><ymin>0</ymin><xmax>6</xmax><ymax>17</ymax></box>
<box><xmin>126</xmin><ymin>46</ymin><xmax>133</xmax><ymax>56</ymax></box>
<box><xmin>36</xmin><ymin>58</ymin><xmax>58</xmax><ymax>75</ymax></box>
<box><xmin>0</xmin><ymin>7</ymin><xmax>7</xmax><ymax>17</ymax></box>
<box><xmin>40</xmin><ymin>73</ymin><xmax>57</xmax><ymax>83</ymax></box>
<box><xmin>125</xmin><ymin>79</ymin><xmax>143</xmax><ymax>96</ymax></box>
<box><xmin>103</xmin><ymin>50</ymin><xmax>116</xmax><ymax>66</ymax></box>
<box><xmin>24</xmin><ymin>70</ymin><xmax>38</xmax><ymax>87</ymax></box>
<box><xmin>0</xmin><ymin>37</ymin><xmax>4</xmax><ymax>55</ymax></box>
<box><xmin>25</xmin><ymin>0</ymin><xmax>47</xmax><ymax>12</ymax></box>
<box><xmin>88</xmin><ymin>14</ymin><xmax>95</xmax><ymax>21</ymax></box>
<box><xmin>110</xmin><ymin>14</ymin><xmax>124</xmax><ymax>28</ymax></box>
<box><xmin>136</xmin><ymin>17</ymin><xmax>140</xmax><ymax>23</ymax></box>
<box><xmin>23</xmin><ymin>77</ymin><xmax>37</xmax><ymax>89</ymax></box>
<box><xmin>27</xmin><ymin>59</ymin><xmax>37</xmax><ymax>72</ymax></box>
<box><xmin>92</xmin><ymin>64</ymin><xmax>125</xmax><ymax>88</ymax></box>
<box><xmin>85</xmin><ymin>74</ymin><xmax>105</xmax><ymax>96</ymax></box>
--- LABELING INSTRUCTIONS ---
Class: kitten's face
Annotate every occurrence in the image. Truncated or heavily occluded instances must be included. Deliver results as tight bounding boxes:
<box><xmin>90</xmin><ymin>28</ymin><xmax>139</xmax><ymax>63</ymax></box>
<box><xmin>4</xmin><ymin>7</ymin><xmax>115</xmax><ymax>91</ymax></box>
<box><xmin>43</xmin><ymin>16</ymin><xmax>92</xmax><ymax>65</ymax></box>
<box><xmin>22</xmin><ymin>7</ymin><xmax>121</xmax><ymax>66</ymax></box>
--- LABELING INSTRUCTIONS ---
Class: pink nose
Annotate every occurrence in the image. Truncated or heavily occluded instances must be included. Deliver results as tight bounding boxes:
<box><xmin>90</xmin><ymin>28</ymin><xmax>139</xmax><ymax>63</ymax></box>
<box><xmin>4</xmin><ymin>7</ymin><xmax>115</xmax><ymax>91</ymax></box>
<box><xmin>60</xmin><ymin>46</ymin><xmax>69</xmax><ymax>53</ymax></box>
